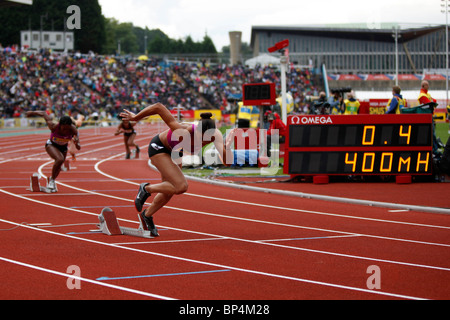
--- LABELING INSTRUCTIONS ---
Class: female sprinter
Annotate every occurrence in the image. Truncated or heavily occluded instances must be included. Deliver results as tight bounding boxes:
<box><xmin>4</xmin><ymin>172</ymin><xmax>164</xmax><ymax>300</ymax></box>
<box><xmin>120</xmin><ymin>103</ymin><xmax>235</xmax><ymax>237</ymax></box>
<box><xmin>26</xmin><ymin>111</ymin><xmax>80</xmax><ymax>192</ymax></box>
<box><xmin>114</xmin><ymin>118</ymin><xmax>140</xmax><ymax>159</ymax></box>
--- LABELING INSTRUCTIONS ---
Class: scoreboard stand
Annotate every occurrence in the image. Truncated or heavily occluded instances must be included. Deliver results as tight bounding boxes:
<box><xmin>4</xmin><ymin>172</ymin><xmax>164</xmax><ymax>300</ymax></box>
<box><xmin>313</xmin><ymin>175</ymin><xmax>330</xmax><ymax>184</ymax></box>
<box><xmin>284</xmin><ymin>114</ymin><xmax>434</xmax><ymax>184</ymax></box>
<box><xmin>395</xmin><ymin>175</ymin><xmax>412</xmax><ymax>184</ymax></box>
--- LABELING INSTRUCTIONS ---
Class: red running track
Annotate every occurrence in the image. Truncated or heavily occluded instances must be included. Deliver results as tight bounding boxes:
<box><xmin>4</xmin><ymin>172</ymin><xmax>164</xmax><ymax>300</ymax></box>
<box><xmin>0</xmin><ymin>124</ymin><xmax>449</xmax><ymax>301</ymax></box>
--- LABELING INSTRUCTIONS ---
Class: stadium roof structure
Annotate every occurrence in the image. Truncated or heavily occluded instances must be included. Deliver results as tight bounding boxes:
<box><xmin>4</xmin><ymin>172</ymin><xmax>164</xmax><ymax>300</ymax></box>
<box><xmin>251</xmin><ymin>23</ymin><xmax>445</xmax><ymax>46</ymax></box>
<box><xmin>0</xmin><ymin>0</ymin><xmax>32</xmax><ymax>7</ymax></box>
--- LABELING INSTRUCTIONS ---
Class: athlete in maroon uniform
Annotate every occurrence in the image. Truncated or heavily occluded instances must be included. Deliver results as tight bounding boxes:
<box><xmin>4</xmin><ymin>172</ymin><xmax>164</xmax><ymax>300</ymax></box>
<box><xmin>26</xmin><ymin>111</ymin><xmax>80</xmax><ymax>192</ymax></box>
<box><xmin>114</xmin><ymin>118</ymin><xmax>140</xmax><ymax>159</ymax></box>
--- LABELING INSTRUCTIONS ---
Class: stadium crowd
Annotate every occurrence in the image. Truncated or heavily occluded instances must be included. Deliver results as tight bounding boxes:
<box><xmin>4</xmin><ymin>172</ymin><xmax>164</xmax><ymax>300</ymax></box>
<box><xmin>177</xmin><ymin>61</ymin><xmax>317</xmax><ymax>113</ymax></box>
<box><xmin>0</xmin><ymin>47</ymin><xmax>319</xmax><ymax>121</ymax></box>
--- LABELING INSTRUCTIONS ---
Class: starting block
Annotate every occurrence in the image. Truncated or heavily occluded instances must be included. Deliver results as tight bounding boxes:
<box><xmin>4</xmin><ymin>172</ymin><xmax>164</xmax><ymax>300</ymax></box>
<box><xmin>97</xmin><ymin>207</ymin><xmax>153</xmax><ymax>238</ymax></box>
<box><xmin>29</xmin><ymin>173</ymin><xmax>54</xmax><ymax>193</ymax></box>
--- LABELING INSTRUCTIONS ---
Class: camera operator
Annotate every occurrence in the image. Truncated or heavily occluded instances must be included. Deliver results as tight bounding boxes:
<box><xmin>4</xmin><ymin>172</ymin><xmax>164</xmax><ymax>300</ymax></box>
<box><xmin>328</xmin><ymin>90</ymin><xmax>345</xmax><ymax>114</ymax></box>
<box><xmin>309</xmin><ymin>91</ymin><xmax>330</xmax><ymax>115</ymax></box>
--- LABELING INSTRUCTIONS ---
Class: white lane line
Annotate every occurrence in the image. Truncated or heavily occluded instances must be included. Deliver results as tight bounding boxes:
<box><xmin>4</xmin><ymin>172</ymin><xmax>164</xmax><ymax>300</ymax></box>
<box><xmin>0</xmin><ymin>256</ymin><xmax>176</xmax><ymax>300</ymax></box>
<box><xmin>2</xmin><ymin>186</ymin><xmax>450</xmax><ymax>274</ymax></box>
<box><xmin>0</xmin><ymin>218</ymin><xmax>427</xmax><ymax>300</ymax></box>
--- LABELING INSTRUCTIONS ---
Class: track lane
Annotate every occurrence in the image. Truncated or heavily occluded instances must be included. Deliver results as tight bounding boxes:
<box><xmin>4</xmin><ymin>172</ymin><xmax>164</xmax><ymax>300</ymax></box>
<box><xmin>1</xmin><ymin>125</ymin><xmax>449</xmax><ymax>300</ymax></box>
<box><xmin>16</xmin><ymin>162</ymin><xmax>450</xmax><ymax>300</ymax></box>
<box><xmin>0</xmin><ymin>217</ymin><xmax>427</xmax><ymax>300</ymax></box>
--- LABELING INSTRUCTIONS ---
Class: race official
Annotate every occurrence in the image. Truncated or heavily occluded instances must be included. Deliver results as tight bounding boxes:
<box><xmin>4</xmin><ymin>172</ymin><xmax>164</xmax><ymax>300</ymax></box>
<box><xmin>386</xmin><ymin>86</ymin><xmax>407</xmax><ymax>114</ymax></box>
<box><xmin>418</xmin><ymin>80</ymin><xmax>437</xmax><ymax>105</ymax></box>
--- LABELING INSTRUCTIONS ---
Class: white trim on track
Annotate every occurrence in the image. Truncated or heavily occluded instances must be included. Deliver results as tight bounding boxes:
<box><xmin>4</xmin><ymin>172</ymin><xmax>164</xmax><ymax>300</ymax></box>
<box><xmin>0</xmin><ymin>217</ymin><xmax>427</xmax><ymax>300</ymax></box>
<box><xmin>0</xmin><ymin>256</ymin><xmax>176</xmax><ymax>300</ymax></box>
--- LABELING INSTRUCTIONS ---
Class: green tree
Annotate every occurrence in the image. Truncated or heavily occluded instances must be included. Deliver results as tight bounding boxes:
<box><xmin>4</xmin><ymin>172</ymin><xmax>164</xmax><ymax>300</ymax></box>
<box><xmin>74</xmin><ymin>0</ymin><xmax>105</xmax><ymax>53</ymax></box>
<box><xmin>0</xmin><ymin>0</ymin><xmax>220</xmax><ymax>55</ymax></box>
<box><xmin>184</xmin><ymin>36</ymin><xmax>197</xmax><ymax>53</ymax></box>
<box><xmin>148</xmin><ymin>35</ymin><xmax>170</xmax><ymax>54</ymax></box>
<box><xmin>133</xmin><ymin>26</ymin><xmax>168</xmax><ymax>54</ymax></box>
<box><xmin>103</xmin><ymin>18</ymin><xmax>120</xmax><ymax>55</ymax></box>
<box><xmin>168</xmin><ymin>39</ymin><xmax>185</xmax><ymax>53</ymax></box>
<box><xmin>200</xmin><ymin>35</ymin><xmax>217</xmax><ymax>53</ymax></box>
<box><xmin>116</xmin><ymin>22</ymin><xmax>138</xmax><ymax>54</ymax></box>
<box><xmin>0</xmin><ymin>0</ymin><xmax>105</xmax><ymax>53</ymax></box>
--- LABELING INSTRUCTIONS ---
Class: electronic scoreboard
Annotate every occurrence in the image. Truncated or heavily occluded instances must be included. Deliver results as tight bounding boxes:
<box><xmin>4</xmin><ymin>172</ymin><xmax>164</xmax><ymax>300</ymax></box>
<box><xmin>284</xmin><ymin>114</ymin><xmax>433</xmax><ymax>177</ymax></box>
<box><xmin>242</xmin><ymin>83</ymin><xmax>276</xmax><ymax>106</ymax></box>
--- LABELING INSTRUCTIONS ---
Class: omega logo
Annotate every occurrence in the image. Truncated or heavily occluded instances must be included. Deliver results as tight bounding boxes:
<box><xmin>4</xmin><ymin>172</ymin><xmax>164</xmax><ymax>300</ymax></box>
<box><xmin>291</xmin><ymin>116</ymin><xmax>333</xmax><ymax>125</ymax></box>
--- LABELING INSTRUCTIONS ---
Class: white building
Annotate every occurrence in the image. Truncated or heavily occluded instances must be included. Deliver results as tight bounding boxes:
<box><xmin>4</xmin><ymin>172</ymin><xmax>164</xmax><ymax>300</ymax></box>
<box><xmin>21</xmin><ymin>31</ymin><xmax>74</xmax><ymax>51</ymax></box>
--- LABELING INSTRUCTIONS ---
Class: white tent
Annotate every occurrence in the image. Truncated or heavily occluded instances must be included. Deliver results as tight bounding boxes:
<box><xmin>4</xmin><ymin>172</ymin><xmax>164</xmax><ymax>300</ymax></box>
<box><xmin>245</xmin><ymin>54</ymin><xmax>280</xmax><ymax>68</ymax></box>
<box><xmin>356</xmin><ymin>90</ymin><xmax>448</xmax><ymax>101</ymax></box>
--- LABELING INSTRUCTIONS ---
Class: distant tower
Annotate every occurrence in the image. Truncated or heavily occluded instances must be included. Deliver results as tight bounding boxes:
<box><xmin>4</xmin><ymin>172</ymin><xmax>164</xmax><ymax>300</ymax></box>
<box><xmin>229</xmin><ymin>31</ymin><xmax>242</xmax><ymax>65</ymax></box>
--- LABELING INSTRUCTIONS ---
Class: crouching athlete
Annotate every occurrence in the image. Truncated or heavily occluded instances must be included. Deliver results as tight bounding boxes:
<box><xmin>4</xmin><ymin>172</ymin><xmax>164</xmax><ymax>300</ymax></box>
<box><xmin>114</xmin><ymin>117</ymin><xmax>140</xmax><ymax>159</ymax></box>
<box><xmin>120</xmin><ymin>103</ymin><xmax>235</xmax><ymax>237</ymax></box>
<box><xmin>26</xmin><ymin>111</ymin><xmax>80</xmax><ymax>192</ymax></box>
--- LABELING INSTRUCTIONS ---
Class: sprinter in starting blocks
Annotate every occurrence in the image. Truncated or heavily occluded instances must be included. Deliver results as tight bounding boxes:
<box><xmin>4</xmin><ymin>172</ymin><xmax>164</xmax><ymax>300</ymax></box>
<box><xmin>97</xmin><ymin>207</ymin><xmax>153</xmax><ymax>238</ymax></box>
<box><xmin>29</xmin><ymin>173</ymin><xmax>56</xmax><ymax>193</ymax></box>
<box><xmin>28</xmin><ymin>160</ymin><xmax>70</xmax><ymax>193</ymax></box>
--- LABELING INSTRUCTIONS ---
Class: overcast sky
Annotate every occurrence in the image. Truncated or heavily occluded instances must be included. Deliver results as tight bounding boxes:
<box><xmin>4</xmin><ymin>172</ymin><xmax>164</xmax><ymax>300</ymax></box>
<box><xmin>98</xmin><ymin>0</ymin><xmax>448</xmax><ymax>50</ymax></box>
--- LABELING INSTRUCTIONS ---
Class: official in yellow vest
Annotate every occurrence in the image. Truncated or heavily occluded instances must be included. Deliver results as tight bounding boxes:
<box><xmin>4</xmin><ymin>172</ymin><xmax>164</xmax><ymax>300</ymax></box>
<box><xmin>386</xmin><ymin>86</ymin><xmax>406</xmax><ymax>114</ymax></box>
<box><xmin>344</xmin><ymin>92</ymin><xmax>360</xmax><ymax>115</ymax></box>
<box><xmin>237</xmin><ymin>102</ymin><xmax>252</xmax><ymax>121</ymax></box>
<box><xmin>418</xmin><ymin>80</ymin><xmax>437</xmax><ymax>105</ymax></box>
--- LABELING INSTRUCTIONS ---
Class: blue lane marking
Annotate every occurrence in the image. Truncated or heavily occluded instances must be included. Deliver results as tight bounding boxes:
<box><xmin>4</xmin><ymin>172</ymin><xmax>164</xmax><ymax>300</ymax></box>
<box><xmin>67</xmin><ymin>231</ymin><xmax>102</xmax><ymax>235</ymax></box>
<box><xmin>70</xmin><ymin>205</ymin><xmax>133</xmax><ymax>209</ymax></box>
<box><xmin>66</xmin><ymin>228</ymin><xmax>168</xmax><ymax>235</ymax></box>
<box><xmin>90</xmin><ymin>190</ymin><xmax>137</xmax><ymax>192</ymax></box>
<box><xmin>267</xmin><ymin>235</ymin><xmax>360</xmax><ymax>241</ymax></box>
<box><xmin>96</xmin><ymin>269</ymin><xmax>231</xmax><ymax>281</ymax></box>
<box><xmin>290</xmin><ymin>236</ymin><xmax>342</xmax><ymax>241</ymax></box>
